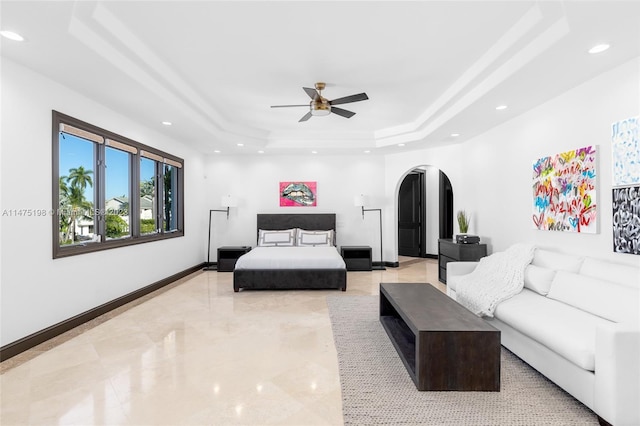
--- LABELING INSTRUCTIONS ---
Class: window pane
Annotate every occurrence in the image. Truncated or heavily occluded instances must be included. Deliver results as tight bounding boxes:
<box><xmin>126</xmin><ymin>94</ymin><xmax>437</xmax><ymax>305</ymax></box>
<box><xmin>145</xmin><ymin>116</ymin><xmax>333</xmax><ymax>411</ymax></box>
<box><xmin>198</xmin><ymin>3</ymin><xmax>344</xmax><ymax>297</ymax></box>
<box><xmin>163</xmin><ymin>164</ymin><xmax>178</xmax><ymax>232</ymax></box>
<box><xmin>58</xmin><ymin>132</ymin><xmax>95</xmax><ymax>245</ymax></box>
<box><xmin>140</xmin><ymin>157</ymin><xmax>157</xmax><ymax>235</ymax></box>
<box><xmin>105</xmin><ymin>146</ymin><xmax>131</xmax><ymax>240</ymax></box>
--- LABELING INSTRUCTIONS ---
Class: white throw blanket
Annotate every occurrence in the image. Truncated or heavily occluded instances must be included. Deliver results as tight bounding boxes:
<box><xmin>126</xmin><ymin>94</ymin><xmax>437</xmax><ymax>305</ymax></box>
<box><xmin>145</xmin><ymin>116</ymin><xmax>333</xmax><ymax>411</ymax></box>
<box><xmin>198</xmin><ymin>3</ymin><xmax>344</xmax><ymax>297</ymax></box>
<box><xmin>456</xmin><ymin>243</ymin><xmax>536</xmax><ymax>317</ymax></box>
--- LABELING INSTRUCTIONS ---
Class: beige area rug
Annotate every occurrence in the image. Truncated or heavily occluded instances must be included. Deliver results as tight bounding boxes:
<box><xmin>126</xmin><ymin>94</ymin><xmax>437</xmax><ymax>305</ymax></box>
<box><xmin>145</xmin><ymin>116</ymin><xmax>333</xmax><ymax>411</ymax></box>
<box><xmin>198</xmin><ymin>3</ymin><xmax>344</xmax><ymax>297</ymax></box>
<box><xmin>327</xmin><ymin>295</ymin><xmax>598</xmax><ymax>426</ymax></box>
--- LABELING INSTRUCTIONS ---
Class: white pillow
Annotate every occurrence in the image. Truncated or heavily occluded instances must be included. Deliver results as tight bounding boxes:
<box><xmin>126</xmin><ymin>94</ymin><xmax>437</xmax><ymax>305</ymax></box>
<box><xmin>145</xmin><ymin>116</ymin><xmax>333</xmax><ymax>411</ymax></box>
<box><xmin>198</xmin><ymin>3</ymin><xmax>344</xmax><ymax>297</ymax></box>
<box><xmin>523</xmin><ymin>264</ymin><xmax>556</xmax><ymax>295</ymax></box>
<box><xmin>296</xmin><ymin>229</ymin><xmax>334</xmax><ymax>247</ymax></box>
<box><xmin>532</xmin><ymin>249</ymin><xmax>584</xmax><ymax>273</ymax></box>
<box><xmin>547</xmin><ymin>270</ymin><xmax>639</xmax><ymax>324</ymax></box>
<box><xmin>579</xmin><ymin>258</ymin><xmax>640</xmax><ymax>289</ymax></box>
<box><xmin>258</xmin><ymin>229</ymin><xmax>296</xmax><ymax>247</ymax></box>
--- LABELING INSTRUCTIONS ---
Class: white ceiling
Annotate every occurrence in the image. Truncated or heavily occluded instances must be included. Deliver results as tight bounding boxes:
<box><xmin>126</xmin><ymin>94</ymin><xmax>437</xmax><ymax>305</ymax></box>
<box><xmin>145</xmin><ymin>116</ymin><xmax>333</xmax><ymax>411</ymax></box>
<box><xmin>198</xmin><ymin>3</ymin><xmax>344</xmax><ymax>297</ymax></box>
<box><xmin>1</xmin><ymin>1</ymin><xmax>639</xmax><ymax>155</ymax></box>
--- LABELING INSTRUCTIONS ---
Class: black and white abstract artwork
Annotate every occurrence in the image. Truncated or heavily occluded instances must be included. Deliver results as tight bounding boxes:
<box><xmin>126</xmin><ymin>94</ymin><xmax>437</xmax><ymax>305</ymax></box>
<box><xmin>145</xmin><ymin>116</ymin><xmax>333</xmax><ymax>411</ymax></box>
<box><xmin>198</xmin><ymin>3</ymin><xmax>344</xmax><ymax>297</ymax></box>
<box><xmin>612</xmin><ymin>186</ymin><xmax>640</xmax><ymax>255</ymax></box>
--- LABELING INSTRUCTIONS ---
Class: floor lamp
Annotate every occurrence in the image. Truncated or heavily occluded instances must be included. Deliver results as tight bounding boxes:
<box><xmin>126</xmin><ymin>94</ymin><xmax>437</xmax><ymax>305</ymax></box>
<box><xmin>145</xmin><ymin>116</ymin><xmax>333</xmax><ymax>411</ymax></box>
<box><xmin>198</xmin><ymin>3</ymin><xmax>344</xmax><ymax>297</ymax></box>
<box><xmin>204</xmin><ymin>196</ymin><xmax>237</xmax><ymax>271</ymax></box>
<box><xmin>354</xmin><ymin>195</ymin><xmax>386</xmax><ymax>270</ymax></box>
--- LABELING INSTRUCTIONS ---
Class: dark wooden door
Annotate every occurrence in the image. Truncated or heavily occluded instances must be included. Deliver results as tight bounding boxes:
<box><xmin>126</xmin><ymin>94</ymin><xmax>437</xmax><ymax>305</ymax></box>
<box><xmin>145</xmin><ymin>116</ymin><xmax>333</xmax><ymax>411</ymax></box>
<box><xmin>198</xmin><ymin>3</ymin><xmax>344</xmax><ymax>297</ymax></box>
<box><xmin>439</xmin><ymin>171</ymin><xmax>454</xmax><ymax>239</ymax></box>
<box><xmin>398</xmin><ymin>171</ymin><xmax>424</xmax><ymax>257</ymax></box>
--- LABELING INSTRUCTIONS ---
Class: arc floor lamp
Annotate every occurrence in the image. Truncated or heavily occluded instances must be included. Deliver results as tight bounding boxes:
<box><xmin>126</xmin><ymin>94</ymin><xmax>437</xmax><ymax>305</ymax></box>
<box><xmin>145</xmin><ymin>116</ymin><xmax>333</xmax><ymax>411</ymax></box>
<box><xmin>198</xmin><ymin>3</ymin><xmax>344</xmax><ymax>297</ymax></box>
<box><xmin>354</xmin><ymin>194</ymin><xmax>386</xmax><ymax>270</ymax></box>
<box><xmin>204</xmin><ymin>195</ymin><xmax>237</xmax><ymax>271</ymax></box>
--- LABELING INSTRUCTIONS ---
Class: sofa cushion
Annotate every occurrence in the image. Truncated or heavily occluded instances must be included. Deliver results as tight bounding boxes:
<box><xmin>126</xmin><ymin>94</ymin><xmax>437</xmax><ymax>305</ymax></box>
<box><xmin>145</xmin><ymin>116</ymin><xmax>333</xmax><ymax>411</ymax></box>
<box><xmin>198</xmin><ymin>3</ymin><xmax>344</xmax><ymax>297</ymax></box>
<box><xmin>547</xmin><ymin>270</ymin><xmax>639</xmax><ymax>324</ymax></box>
<box><xmin>579</xmin><ymin>258</ymin><xmax>640</xmax><ymax>289</ymax></box>
<box><xmin>494</xmin><ymin>289</ymin><xmax>613</xmax><ymax>371</ymax></box>
<box><xmin>531</xmin><ymin>249</ymin><xmax>584</xmax><ymax>272</ymax></box>
<box><xmin>523</xmin><ymin>264</ymin><xmax>556</xmax><ymax>295</ymax></box>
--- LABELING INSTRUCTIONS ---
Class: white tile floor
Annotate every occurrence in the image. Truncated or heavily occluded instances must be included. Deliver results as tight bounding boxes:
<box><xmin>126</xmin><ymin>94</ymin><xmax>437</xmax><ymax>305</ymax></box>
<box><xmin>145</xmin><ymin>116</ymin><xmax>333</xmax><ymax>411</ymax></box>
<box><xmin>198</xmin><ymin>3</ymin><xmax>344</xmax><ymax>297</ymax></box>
<box><xmin>1</xmin><ymin>258</ymin><xmax>442</xmax><ymax>425</ymax></box>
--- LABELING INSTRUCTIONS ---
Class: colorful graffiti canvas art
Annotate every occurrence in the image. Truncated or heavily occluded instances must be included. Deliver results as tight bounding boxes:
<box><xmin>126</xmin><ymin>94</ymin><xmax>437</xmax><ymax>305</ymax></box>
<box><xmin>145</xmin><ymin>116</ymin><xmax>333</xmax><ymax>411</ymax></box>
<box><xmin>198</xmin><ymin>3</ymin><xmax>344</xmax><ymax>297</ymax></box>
<box><xmin>612</xmin><ymin>186</ymin><xmax>640</xmax><ymax>255</ymax></box>
<box><xmin>279</xmin><ymin>181</ymin><xmax>317</xmax><ymax>207</ymax></box>
<box><xmin>532</xmin><ymin>146</ymin><xmax>597</xmax><ymax>233</ymax></box>
<box><xmin>611</xmin><ymin>116</ymin><xmax>639</xmax><ymax>187</ymax></box>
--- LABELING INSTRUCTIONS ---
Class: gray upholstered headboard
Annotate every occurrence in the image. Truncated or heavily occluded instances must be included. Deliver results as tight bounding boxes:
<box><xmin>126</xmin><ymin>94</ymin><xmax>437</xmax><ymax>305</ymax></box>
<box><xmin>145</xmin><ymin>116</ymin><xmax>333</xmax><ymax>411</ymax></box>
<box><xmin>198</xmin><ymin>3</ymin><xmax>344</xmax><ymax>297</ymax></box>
<box><xmin>256</xmin><ymin>213</ymin><xmax>337</xmax><ymax>243</ymax></box>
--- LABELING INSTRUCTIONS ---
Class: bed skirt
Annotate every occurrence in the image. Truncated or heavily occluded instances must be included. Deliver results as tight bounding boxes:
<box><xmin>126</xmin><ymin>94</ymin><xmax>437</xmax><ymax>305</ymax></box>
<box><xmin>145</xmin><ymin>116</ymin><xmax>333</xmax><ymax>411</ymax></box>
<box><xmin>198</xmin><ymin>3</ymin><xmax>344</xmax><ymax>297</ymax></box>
<box><xmin>233</xmin><ymin>269</ymin><xmax>347</xmax><ymax>292</ymax></box>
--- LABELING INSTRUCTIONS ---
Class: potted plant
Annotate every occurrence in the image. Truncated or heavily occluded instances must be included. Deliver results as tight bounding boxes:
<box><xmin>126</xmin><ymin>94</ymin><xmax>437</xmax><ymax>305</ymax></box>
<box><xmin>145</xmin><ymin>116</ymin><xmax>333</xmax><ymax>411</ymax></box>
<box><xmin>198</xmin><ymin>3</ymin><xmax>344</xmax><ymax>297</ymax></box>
<box><xmin>457</xmin><ymin>210</ymin><xmax>470</xmax><ymax>234</ymax></box>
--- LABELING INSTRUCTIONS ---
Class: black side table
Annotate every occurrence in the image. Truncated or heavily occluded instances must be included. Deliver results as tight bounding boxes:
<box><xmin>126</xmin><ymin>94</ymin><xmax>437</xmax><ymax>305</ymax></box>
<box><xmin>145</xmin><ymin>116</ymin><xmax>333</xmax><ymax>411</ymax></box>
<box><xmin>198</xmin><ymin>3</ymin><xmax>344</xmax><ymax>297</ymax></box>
<box><xmin>340</xmin><ymin>246</ymin><xmax>372</xmax><ymax>271</ymax></box>
<box><xmin>217</xmin><ymin>246</ymin><xmax>251</xmax><ymax>272</ymax></box>
<box><xmin>438</xmin><ymin>239</ymin><xmax>487</xmax><ymax>283</ymax></box>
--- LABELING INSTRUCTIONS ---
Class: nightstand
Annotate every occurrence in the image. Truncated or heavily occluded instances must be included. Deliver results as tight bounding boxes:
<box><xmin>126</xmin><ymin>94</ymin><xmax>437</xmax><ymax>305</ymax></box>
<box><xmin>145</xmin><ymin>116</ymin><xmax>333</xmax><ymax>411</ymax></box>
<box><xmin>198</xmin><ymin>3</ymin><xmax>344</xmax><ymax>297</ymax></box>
<box><xmin>217</xmin><ymin>246</ymin><xmax>251</xmax><ymax>272</ymax></box>
<box><xmin>340</xmin><ymin>246</ymin><xmax>372</xmax><ymax>271</ymax></box>
<box><xmin>438</xmin><ymin>239</ymin><xmax>487</xmax><ymax>284</ymax></box>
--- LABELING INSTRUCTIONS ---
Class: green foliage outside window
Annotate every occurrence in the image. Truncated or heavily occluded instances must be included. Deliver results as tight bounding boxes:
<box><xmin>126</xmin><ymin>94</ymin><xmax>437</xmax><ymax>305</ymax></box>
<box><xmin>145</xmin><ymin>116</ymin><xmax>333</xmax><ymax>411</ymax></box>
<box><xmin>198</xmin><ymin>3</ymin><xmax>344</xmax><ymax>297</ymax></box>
<box><xmin>105</xmin><ymin>214</ymin><xmax>129</xmax><ymax>238</ymax></box>
<box><xmin>59</xmin><ymin>166</ymin><xmax>94</xmax><ymax>244</ymax></box>
<box><xmin>140</xmin><ymin>219</ymin><xmax>156</xmax><ymax>234</ymax></box>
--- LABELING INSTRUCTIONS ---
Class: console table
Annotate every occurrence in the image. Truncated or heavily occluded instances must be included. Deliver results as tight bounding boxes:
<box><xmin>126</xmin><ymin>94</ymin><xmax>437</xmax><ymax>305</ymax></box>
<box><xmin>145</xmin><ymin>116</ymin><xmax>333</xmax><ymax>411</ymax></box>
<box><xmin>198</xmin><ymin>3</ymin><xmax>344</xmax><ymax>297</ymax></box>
<box><xmin>438</xmin><ymin>239</ymin><xmax>487</xmax><ymax>283</ymax></box>
<box><xmin>379</xmin><ymin>282</ymin><xmax>500</xmax><ymax>391</ymax></box>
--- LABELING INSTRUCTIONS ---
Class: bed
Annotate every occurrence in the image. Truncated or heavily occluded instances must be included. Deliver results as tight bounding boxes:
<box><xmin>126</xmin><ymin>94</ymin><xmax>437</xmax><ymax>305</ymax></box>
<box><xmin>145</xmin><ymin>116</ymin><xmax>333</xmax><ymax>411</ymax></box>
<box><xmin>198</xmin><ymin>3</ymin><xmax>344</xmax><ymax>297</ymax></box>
<box><xmin>233</xmin><ymin>213</ymin><xmax>347</xmax><ymax>292</ymax></box>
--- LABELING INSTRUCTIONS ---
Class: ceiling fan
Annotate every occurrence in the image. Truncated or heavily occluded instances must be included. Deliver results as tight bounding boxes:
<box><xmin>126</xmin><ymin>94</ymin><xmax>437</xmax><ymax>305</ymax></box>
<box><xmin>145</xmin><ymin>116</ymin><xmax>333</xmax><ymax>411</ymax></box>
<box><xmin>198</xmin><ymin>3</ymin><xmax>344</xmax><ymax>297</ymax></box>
<box><xmin>271</xmin><ymin>82</ymin><xmax>369</xmax><ymax>122</ymax></box>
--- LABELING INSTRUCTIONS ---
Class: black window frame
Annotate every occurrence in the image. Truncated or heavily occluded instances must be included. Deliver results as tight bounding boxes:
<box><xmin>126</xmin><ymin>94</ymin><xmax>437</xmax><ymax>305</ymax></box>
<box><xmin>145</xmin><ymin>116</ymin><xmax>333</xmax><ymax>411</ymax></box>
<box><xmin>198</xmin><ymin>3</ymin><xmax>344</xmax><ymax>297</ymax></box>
<box><xmin>52</xmin><ymin>111</ymin><xmax>184</xmax><ymax>258</ymax></box>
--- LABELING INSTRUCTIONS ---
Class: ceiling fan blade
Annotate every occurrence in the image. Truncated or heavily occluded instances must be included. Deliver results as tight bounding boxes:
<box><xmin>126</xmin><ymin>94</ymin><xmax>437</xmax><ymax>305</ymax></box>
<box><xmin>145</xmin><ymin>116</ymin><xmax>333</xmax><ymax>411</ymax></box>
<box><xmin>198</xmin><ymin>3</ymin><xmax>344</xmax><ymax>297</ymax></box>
<box><xmin>303</xmin><ymin>87</ymin><xmax>318</xmax><ymax>100</ymax></box>
<box><xmin>329</xmin><ymin>92</ymin><xmax>368</xmax><ymax>105</ymax></box>
<box><xmin>299</xmin><ymin>111</ymin><xmax>313</xmax><ymax>122</ymax></box>
<box><xmin>331</xmin><ymin>107</ymin><xmax>356</xmax><ymax>119</ymax></box>
<box><xmin>271</xmin><ymin>104</ymin><xmax>309</xmax><ymax>108</ymax></box>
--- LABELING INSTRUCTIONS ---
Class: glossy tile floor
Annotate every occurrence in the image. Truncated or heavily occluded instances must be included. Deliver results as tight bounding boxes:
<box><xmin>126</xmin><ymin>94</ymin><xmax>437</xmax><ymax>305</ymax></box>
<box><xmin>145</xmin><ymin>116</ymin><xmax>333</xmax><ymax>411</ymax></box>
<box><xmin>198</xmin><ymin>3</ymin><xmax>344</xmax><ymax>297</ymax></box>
<box><xmin>1</xmin><ymin>257</ymin><xmax>442</xmax><ymax>425</ymax></box>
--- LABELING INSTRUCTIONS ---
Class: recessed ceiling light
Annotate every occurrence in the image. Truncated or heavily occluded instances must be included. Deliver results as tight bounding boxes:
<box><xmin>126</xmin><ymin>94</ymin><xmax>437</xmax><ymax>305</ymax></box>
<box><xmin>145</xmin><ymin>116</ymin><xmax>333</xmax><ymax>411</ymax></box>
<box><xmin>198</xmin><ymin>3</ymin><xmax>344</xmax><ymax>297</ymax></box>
<box><xmin>451</xmin><ymin>133</ymin><xmax>460</xmax><ymax>137</ymax></box>
<box><xmin>311</xmin><ymin>150</ymin><xmax>318</xmax><ymax>154</ymax></box>
<box><xmin>214</xmin><ymin>150</ymin><xmax>221</xmax><ymax>153</ymax></box>
<box><xmin>258</xmin><ymin>150</ymin><xmax>264</xmax><ymax>154</ymax></box>
<box><xmin>161</xmin><ymin>121</ymin><xmax>172</xmax><ymax>126</ymax></box>
<box><xmin>364</xmin><ymin>150</ymin><xmax>371</xmax><ymax>154</ymax></box>
<box><xmin>0</xmin><ymin>30</ymin><xmax>24</xmax><ymax>41</ymax></box>
<box><xmin>398</xmin><ymin>143</ymin><xmax>405</xmax><ymax>147</ymax></box>
<box><xmin>237</xmin><ymin>143</ymin><xmax>244</xmax><ymax>147</ymax></box>
<box><xmin>496</xmin><ymin>105</ymin><xmax>508</xmax><ymax>110</ymax></box>
<box><xmin>588</xmin><ymin>44</ymin><xmax>610</xmax><ymax>54</ymax></box>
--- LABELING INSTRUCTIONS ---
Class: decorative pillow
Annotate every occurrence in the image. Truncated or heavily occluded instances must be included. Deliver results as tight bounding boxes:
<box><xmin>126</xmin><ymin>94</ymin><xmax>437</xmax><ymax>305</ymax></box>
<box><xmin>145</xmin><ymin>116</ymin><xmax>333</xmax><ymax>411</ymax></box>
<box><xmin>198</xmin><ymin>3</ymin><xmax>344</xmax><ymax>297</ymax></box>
<box><xmin>258</xmin><ymin>229</ymin><xmax>296</xmax><ymax>247</ymax></box>
<box><xmin>547</xmin><ymin>270</ymin><xmax>639</xmax><ymax>324</ymax></box>
<box><xmin>531</xmin><ymin>249</ymin><xmax>584</xmax><ymax>273</ymax></box>
<box><xmin>579</xmin><ymin>258</ymin><xmax>640</xmax><ymax>289</ymax></box>
<box><xmin>296</xmin><ymin>229</ymin><xmax>334</xmax><ymax>247</ymax></box>
<box><xmin>523</xmin><ymin>264</ymin><xmax>557</xmax><ymax>295</ymax></box>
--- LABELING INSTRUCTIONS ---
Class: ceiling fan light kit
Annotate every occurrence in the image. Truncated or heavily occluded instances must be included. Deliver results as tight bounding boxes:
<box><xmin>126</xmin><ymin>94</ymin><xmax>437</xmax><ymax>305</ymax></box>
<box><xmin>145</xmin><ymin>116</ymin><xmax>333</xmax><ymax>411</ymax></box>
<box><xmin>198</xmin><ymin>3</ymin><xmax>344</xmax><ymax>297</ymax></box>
<box><xmin>271</xmin><ymin>82</ymin><xmax>369</xmax><ymax>122</ymax></box>
<box><xmin>310</xmin><ymin>100</ymin><xmax>331</xmax><ymax>116</ymax></box>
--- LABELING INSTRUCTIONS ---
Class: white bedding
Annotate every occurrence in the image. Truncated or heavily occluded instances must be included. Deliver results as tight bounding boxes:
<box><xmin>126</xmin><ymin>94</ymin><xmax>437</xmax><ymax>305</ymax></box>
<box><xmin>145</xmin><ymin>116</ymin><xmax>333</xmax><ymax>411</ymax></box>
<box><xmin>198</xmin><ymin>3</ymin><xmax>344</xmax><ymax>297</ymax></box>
<box><xmin>235</xmin><ymin>246</ymin><xmax>346</xmax><ymax>270</ymax></box>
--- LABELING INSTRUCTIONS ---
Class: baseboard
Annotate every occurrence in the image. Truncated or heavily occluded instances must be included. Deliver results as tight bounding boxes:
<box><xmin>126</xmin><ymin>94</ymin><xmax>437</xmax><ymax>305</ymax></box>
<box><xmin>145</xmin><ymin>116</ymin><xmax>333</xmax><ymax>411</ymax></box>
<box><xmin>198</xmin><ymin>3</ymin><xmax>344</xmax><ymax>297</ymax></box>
<box><xmin>0</xmin><ymin>263</ymin><xmax>205</xmax><ymax>362</ymax></box>
<box><xmin>373</xmin><ymin>261</ymin><xmax>400</xmax><ymax>268</ymax></box>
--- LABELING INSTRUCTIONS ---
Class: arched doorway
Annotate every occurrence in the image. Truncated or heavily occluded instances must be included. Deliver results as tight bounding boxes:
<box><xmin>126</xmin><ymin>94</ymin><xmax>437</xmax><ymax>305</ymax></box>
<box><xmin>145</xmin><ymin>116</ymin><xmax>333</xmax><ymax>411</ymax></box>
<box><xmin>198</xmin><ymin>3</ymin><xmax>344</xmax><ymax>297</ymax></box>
<box><xmin>397</xmin><ymin>166</ymin><xmax>454</xmax><ymax>258</ymax></box>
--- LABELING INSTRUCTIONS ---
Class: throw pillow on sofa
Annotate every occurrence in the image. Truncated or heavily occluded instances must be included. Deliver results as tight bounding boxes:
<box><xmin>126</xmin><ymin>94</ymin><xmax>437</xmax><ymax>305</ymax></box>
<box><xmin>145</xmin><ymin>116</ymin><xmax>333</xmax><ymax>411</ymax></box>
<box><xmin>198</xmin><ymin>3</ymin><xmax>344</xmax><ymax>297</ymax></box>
<box><xmin>547</xmin><ymin>270</ymin><xmax>639</xmax><ymax>324</ymax></box>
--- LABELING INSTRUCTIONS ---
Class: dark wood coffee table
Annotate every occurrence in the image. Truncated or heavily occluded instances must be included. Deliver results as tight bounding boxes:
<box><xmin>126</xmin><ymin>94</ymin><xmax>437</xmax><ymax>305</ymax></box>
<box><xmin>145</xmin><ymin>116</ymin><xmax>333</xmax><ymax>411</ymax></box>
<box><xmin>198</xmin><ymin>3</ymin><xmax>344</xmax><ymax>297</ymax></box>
<box><xmin>380</xmin><ymin>282</ymin><xmax>500</xmax><ymax>391</ymax></box>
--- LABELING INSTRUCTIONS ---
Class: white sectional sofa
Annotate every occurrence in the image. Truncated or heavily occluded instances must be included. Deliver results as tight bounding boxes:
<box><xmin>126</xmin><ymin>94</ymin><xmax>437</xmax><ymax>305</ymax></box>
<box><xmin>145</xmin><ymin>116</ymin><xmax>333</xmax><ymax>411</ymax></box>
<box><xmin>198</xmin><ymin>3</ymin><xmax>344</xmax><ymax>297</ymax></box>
<box><xmin>446</xmin><ymin>248</ymin><xmax>639</xmax><ymax>426</ymax></box>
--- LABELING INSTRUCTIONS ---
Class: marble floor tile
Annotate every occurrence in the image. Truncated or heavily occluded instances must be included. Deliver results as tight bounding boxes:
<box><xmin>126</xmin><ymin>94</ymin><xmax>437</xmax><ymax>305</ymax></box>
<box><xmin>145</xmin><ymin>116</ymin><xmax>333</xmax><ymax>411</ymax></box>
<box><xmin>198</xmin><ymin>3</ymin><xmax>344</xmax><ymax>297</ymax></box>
<box><xmin>1</xmin><ymin>258</ymin><xmax>440</xmax><ymax>425</ymax></box>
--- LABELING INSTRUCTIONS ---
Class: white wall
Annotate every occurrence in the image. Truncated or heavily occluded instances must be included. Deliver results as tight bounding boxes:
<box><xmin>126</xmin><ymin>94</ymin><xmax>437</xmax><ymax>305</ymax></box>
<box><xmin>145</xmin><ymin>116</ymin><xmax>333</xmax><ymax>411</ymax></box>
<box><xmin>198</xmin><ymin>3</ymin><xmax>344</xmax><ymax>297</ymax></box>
<box><xmin>0</xmin><ymin>59</ymin><xmax>207</xmax><ymax>346</ymax></box>
<box><xmin>203</xmin><ymin>154</ymin><xmax>386</xmax><ymax>259</ymax></box>
<box><xmin>386</xmin><ymin>57</ymin><xmax>640</xmax><ymax>268</ymax></box>
<box><xmin>424</xmin><ymin>165</ymin><xmax>440</xmax><ymax>255</ymax></box>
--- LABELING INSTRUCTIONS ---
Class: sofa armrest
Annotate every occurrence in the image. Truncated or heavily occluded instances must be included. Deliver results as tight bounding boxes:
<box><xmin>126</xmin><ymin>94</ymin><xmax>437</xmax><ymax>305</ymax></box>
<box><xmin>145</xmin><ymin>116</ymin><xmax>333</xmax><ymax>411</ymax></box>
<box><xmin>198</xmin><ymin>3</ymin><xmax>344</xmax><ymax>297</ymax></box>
<box><xmin>594</xmin><ymin>322</ymin><xmax>640</xmax><ymax>426</ymax></box>
<box><xmin>447</xmin><ymin>261</ymin><xmax>478</xmax><ymax>280</ymax></box>
<box><xmin>446</xmin><ymin>261</ymin><xmax>478</xmax><ymax>299</ymax></box>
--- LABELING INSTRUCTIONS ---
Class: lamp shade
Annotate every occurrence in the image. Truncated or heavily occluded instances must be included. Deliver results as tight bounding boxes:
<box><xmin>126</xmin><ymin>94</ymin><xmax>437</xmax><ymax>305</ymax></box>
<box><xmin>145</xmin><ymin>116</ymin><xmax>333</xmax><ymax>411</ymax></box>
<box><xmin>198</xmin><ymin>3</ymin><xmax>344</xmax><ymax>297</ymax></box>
<box><xmin>354</xmin><ymin>194</ymin><xmax>365</xmax><ymax>207</ymax></box>
<box><xmin>221</xmin><ymin>195</ymin><xmax>237</xmax><ymax>208</ymax></box>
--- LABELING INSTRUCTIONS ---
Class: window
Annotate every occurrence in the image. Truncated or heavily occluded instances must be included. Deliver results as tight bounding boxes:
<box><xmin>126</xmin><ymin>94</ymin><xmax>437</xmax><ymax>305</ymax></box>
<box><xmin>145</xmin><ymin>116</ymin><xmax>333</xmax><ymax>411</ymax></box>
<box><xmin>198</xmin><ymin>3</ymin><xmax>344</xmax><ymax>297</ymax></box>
<box><xmin>139</xmin><ymin>155</ymin><xmax>158</xmax><ymax>235</ymax></box>
<box><xmin>105</xmin><ymin>142</ymin><xmax>133</xmax><ymax>240</ymax></box>
<box><xmin>52</xmin><ymin>111</ymin><xmax>184</xmax><ymax>258</ymax></box>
